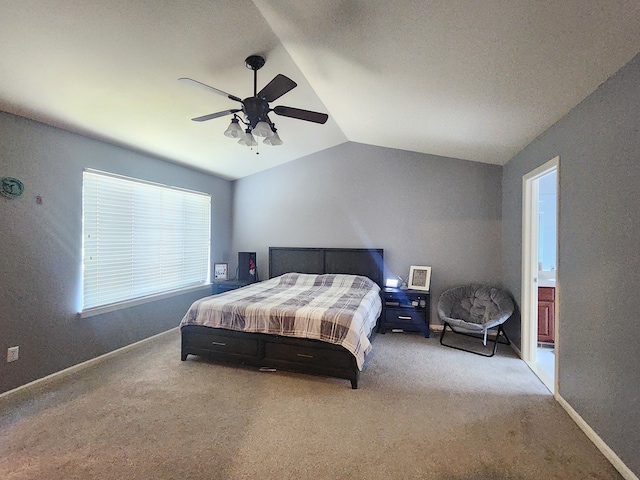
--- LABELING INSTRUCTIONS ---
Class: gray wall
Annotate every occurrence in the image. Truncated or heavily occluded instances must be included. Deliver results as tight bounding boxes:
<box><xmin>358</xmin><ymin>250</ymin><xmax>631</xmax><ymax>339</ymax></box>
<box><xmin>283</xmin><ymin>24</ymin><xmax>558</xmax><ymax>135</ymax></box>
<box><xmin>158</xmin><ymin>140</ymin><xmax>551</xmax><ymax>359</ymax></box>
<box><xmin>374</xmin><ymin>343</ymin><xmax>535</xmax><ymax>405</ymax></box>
<box><xmin>0</xmin><ymin>111</ymin><xmax>233</xmax><ymax>394</ymax></box>
<box><xmin>502</xmin><ymin>53</ymin><xmax>640</xmax><ymax>474</ymax></box>
<box><xmin>232</xmin><ymin>142</ymin><xmax>503</xmax><ymax>323</ymax></box>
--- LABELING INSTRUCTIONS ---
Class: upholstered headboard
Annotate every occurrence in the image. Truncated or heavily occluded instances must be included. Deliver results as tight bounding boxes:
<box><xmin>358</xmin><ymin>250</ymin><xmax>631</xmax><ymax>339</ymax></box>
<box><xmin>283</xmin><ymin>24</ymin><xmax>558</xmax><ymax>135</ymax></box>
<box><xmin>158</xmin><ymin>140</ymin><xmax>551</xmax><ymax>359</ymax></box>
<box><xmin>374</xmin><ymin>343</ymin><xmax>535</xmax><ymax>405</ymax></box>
<box><xmin>269</xmin><ymin>247</ymin><xmax>384</xmax><ymax>288</ymax></box>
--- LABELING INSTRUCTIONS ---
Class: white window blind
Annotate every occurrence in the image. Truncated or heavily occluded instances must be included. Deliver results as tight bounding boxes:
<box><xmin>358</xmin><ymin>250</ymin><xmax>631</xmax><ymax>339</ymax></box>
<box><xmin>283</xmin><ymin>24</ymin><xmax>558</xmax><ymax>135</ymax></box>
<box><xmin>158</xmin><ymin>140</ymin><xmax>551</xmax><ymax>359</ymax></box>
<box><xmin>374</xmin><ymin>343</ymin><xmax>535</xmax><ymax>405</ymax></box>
<box><xmin>82</xmin><ymin>170</ymin><xmax>210</xmax><ymax>313</ymax></box>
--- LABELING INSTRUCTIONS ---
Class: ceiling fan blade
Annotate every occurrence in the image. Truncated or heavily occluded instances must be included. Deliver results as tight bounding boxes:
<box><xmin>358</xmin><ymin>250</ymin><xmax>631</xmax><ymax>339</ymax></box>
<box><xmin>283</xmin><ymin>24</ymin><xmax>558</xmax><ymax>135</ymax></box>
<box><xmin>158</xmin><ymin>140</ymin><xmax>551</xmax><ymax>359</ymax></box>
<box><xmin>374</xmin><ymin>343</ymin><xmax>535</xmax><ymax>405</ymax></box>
<box><xmin>257</xmin><ymin>74</ymin><xmax>297</xmax><ymax>102</ymax></box>
<box><xmin>273</xmin><ymin>106</ymin><xmax>328</xmax><ymax>124</ymax></box>
<box><xmin>191</xmin><ymin>109</ymin><xmax>240</xmax><ymax>122</ymax></box>
<box><xmin>179</xmin><ymin>77</ymin><xmax>243</xmax><ymax>103</ymax></box>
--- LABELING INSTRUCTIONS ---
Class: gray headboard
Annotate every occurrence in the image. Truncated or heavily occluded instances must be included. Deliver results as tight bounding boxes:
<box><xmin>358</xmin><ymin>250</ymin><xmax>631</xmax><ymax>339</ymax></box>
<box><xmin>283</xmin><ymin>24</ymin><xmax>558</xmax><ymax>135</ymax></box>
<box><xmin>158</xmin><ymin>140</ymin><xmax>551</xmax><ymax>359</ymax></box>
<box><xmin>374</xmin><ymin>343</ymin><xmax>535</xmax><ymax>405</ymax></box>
<box><xmin>269</xmin><ymin>247</ymin><xmax>384</xmax><ymax>288</ymax></box>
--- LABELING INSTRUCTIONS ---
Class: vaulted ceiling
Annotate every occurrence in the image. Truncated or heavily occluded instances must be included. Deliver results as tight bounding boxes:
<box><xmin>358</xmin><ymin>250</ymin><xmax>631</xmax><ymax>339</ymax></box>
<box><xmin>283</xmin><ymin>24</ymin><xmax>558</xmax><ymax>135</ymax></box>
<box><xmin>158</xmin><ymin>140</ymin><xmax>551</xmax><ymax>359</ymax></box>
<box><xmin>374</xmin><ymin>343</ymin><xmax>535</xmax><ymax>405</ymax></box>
<box><xmin>1</xmin><ymin>1</ymin><xmax>639</xmax><ymax>180</ymax></box>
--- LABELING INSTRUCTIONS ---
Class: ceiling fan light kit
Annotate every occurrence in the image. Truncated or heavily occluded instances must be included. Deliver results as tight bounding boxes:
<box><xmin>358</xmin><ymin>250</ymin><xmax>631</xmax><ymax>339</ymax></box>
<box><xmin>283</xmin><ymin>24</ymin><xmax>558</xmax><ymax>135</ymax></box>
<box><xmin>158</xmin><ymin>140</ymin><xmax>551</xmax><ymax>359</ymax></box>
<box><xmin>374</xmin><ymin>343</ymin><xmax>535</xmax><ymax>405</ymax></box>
<box><xmin>180</xmin><ymin>54</ymin><xmax>328</xmax><ymax>148</ymax></box>
<box><xmin>238</xmin><ymin>128</ymin><xmax>258</xmax><ymax>147</ymax></box>
<box><xmin>223</xmin><ymin>118</ymin><xmax>243</xmax><ymax>138</ymax></box>
<box><xmin>252</xmin><ymin>120</ymin><xmax>273</xmax><ymax>138</ymax></box>
<box><xmin>263</xmin><ymin>129</ymin><xmax>283</xmax><ymax>146</ymax></box>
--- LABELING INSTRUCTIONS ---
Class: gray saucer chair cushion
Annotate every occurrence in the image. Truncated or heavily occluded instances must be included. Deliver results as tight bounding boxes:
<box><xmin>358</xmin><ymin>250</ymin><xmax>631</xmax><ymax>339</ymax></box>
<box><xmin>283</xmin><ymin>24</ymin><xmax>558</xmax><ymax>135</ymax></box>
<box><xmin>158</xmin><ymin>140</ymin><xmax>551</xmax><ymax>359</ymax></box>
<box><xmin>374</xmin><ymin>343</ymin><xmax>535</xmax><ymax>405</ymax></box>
<box><xmin>437</xmin><ymin>285</ymin><xmax>514</xmax><ymax>334</ymax></box>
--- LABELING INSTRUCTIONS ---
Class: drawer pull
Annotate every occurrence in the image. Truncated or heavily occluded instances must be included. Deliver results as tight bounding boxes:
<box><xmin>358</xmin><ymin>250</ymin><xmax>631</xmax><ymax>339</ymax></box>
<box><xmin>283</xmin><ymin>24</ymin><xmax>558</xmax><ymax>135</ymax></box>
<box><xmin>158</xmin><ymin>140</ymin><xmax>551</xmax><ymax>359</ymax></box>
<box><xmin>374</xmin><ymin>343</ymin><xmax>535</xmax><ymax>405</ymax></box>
<box><xmin>211</xmin><ymin>341</ymin><xmax>227</xmax><ymax>346</ymax></box>
<box><xmin>297</xmin><ymin>353</ymin><xmax>314</xmax><ymax>359</ymax></box>
<box><xmin>398</xmin><ymin>316</ymin><xmax>412</xmax><ymax>320</ymax></box>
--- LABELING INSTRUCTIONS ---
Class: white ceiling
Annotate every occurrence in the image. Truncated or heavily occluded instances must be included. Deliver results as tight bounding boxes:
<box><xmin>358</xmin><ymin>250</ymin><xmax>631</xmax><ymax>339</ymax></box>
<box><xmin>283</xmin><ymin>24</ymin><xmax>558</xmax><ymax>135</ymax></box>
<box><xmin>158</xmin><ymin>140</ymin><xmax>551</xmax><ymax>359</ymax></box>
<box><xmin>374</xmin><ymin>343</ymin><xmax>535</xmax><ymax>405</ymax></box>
<box><xmin>1</xmin><ymin>1</ymin><xmax>639</xmax><ymax>180</ymax></box>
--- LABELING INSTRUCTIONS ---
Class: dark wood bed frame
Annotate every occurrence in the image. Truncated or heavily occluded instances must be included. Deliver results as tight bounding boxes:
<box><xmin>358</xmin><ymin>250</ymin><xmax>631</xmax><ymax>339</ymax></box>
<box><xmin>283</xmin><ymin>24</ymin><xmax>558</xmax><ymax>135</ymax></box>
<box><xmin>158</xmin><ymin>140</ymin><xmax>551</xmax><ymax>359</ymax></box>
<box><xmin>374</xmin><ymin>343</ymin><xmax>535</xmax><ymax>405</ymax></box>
<box><xmin>180</xmin><ymin>247</ymin><xmax>384</xmax><ymax>388</ymax></box>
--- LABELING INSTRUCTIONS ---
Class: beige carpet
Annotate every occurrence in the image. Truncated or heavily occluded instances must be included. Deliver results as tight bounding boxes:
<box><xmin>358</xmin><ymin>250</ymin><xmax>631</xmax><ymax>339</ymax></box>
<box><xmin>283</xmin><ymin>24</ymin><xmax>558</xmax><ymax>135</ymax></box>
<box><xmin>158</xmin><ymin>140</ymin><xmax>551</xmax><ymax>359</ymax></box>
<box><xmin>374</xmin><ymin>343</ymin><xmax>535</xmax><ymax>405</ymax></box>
<box><xmin>0</xmin><ymin>330</ymin><xmax>622</xmax><ymax>479</ymax></box>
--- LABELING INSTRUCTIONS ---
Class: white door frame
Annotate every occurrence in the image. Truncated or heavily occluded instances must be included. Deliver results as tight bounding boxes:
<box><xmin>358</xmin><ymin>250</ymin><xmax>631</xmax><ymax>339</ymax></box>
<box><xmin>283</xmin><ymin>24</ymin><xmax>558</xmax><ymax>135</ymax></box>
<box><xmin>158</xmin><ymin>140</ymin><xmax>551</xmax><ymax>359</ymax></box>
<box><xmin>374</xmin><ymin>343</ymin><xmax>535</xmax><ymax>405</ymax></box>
<box><xmin>521</xmin><ymin>156</ymin><xmax>559</xmax><ymax>395</ymax></box>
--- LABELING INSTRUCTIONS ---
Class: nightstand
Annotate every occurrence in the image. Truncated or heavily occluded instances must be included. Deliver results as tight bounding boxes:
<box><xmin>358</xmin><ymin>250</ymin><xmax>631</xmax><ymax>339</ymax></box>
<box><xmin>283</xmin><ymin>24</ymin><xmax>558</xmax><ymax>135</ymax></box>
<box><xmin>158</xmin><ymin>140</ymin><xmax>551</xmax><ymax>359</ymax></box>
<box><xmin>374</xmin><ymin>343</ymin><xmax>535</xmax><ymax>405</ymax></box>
<box><xmin>379</xmin><ymin>287</ymin><xmax>430</xmax><ymax>337</ymax></box>
<box><xmin>212</xmin><ymin>280</ymin><xmax>255</xmax><ymax>294</ymax></box>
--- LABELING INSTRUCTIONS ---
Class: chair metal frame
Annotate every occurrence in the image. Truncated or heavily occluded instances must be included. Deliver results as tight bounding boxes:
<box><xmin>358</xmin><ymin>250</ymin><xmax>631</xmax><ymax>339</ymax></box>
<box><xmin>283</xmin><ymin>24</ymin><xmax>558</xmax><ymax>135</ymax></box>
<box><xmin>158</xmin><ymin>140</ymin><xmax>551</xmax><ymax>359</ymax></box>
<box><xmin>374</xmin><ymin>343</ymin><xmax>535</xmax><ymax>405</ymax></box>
<box><xmin>439</xmin><ymin>321</ymin><xmax>511</xmax><ymax>357</ymax></box>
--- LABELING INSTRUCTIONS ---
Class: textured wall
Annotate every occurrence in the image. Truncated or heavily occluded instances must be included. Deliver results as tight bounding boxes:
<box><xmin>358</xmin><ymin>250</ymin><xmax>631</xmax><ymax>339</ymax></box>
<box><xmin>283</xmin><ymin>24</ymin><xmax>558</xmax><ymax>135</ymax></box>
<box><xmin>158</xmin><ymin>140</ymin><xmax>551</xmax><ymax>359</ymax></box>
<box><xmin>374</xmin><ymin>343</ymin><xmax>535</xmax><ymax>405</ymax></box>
<box><xmin>502</xmin><ymin>53</ymin><xmax>640</xmax><ymax>475</ymax></box>
<box><xmin>232</xmin><ymin>141</ymin><xmax>503</xmax><ymax>324</ymax></box>
<box><xmin>0</xmin><ymin>111</ymin><xmax>232</xmax><ymax>394</ymax></box>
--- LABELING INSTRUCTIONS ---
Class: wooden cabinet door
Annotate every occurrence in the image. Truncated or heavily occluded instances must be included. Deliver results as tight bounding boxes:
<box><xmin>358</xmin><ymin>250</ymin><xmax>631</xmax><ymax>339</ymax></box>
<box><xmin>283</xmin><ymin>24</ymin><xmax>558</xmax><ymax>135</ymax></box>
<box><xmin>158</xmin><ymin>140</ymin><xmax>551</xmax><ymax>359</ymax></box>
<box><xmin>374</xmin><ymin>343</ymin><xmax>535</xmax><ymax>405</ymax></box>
<box><xmin>537</xmin><ymin>287</ymin><xmax>555</xmax><ymax>343</ymax></box>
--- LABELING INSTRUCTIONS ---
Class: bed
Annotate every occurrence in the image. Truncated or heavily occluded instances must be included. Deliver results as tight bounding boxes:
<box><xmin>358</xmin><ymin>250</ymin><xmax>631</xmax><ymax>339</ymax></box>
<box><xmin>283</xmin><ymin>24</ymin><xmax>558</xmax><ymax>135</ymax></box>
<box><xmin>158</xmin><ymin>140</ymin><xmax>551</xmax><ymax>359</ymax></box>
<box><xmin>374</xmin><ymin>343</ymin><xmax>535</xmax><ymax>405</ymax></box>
<box><xmin>180</xmin><ymin>247</ymin><xmax>384</xmax><ymax>388</ymax></box>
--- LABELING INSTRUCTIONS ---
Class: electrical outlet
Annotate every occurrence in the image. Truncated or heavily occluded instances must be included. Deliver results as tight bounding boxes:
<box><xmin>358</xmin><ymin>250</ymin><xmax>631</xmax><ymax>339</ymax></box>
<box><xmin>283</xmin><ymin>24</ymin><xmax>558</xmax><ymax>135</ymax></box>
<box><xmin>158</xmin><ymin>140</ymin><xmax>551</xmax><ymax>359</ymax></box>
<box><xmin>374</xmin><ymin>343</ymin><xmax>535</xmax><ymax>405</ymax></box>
<box><xmin>7</xmin><ymin>346</ymin><xmax>19</xmax><ymax>362</ymax></box>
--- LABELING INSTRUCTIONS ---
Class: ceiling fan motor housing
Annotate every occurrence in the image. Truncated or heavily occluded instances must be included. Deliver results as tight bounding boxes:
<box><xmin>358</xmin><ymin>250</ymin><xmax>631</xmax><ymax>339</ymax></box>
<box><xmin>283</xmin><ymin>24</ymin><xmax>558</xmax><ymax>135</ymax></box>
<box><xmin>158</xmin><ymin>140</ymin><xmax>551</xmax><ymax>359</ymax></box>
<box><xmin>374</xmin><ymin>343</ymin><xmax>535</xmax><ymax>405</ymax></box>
<box><xmin>242</xmin><ymin>96</ymin><xmax>271</xmax><ymax>128</ymax></box>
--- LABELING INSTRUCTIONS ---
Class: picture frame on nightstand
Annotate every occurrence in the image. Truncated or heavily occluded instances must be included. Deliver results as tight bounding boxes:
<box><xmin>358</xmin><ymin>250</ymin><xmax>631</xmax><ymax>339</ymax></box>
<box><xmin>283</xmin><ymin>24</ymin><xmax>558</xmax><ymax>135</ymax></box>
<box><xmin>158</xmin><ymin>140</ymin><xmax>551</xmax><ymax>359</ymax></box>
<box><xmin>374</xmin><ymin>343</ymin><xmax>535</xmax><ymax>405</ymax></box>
<box><xmin>213</xmin><ymin>262</ymin><xmax>229</xmax><ymax>281</ymax></box>
<box><xmin>408</xmin><ymin>266</ymin><xmax>431</xmax><ymax>291</ymax></box>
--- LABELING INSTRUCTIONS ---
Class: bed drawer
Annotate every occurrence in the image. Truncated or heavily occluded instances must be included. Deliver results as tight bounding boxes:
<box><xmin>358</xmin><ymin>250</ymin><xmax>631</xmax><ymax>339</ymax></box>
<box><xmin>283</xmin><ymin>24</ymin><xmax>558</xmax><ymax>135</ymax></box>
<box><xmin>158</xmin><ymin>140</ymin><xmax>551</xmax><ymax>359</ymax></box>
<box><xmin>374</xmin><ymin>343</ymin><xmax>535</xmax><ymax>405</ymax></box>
<box><xmin>186</xmin><ymin>331</ymin><xmax>259</xmax><ymax>356</ymax></box>
<box><xmin>264</xmin><ymin>341</ymin><xmax>352</xmax><ymax>369</ymax></box>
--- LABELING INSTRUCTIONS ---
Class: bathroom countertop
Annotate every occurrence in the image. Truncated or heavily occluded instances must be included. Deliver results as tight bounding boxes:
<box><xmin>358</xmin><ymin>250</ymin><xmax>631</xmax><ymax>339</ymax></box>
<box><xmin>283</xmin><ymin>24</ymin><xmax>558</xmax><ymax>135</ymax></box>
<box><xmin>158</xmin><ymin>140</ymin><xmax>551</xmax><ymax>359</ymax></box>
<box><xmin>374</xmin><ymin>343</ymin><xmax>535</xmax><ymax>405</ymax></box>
<box><xmin>538</xmin><ymin>271</ymin><xmax>556</xmax><ymax>288</ymax></box>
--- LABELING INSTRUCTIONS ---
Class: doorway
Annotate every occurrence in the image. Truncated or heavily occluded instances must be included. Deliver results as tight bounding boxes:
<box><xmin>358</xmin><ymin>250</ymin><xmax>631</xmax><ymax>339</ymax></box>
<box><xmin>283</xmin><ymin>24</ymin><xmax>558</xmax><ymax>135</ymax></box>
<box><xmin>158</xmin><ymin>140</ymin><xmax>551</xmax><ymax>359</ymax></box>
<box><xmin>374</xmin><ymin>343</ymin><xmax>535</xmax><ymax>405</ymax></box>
<box><xmin>521</xmin><ymin>157</ymin><xmax>559</xmax><ymax>394</ymax></box>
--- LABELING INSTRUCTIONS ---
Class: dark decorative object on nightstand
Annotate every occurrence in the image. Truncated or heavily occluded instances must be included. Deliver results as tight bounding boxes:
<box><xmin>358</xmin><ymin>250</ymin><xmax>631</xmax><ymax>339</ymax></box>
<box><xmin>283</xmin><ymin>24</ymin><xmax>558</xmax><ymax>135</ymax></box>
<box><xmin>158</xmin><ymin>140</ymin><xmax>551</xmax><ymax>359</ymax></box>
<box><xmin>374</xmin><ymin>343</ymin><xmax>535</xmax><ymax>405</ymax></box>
<box><xmin>379</xmin><ymin>287</ymin><xmax>430</xmax><ymax>337</ymax></box>
<box><xmin>238</xmin><ymin>252</ymin><xmax>258</xmax><ymax>282</ymax></box>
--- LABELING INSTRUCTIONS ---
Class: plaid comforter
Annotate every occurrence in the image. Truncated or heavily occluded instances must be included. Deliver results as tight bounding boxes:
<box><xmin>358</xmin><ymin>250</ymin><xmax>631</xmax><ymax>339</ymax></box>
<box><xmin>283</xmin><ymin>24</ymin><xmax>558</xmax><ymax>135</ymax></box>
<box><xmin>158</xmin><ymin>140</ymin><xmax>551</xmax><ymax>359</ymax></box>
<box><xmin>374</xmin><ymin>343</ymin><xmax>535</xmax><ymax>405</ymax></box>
<box><xmin>180</xmin><ymin>273</ymin><xmax>382</xmax><ymax>369</ymax></box>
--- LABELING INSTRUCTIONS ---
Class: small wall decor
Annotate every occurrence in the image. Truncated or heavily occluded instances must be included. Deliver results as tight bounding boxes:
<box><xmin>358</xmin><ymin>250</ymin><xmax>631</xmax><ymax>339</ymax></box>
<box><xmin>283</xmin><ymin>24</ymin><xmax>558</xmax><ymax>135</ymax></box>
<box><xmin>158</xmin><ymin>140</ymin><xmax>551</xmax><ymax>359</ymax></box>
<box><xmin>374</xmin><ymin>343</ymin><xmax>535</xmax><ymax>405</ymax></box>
<box><xmin>1</xmin><ymin>177</ymin><xmax>25</xmax><ymax>199</ymax></box>
<box><xmin>214</xmin><ymin>262</ymin><xmax>229</xmax><ymax>281</ymax></box>
<box><xmin>408</xmin><ymin>265</ymin><xmax>431</xmax><ymax>291</ymax></box>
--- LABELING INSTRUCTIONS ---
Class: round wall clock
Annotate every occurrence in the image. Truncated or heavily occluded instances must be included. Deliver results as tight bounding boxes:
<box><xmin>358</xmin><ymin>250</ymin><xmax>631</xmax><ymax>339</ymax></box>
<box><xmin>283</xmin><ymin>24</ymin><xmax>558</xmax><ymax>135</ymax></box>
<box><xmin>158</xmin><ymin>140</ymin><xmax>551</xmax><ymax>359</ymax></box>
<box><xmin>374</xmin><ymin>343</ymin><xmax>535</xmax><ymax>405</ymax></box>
<box><xmin>1</xmin><ymin>177</ymin><xmax>25</xmax><ymax>198</ymax></box>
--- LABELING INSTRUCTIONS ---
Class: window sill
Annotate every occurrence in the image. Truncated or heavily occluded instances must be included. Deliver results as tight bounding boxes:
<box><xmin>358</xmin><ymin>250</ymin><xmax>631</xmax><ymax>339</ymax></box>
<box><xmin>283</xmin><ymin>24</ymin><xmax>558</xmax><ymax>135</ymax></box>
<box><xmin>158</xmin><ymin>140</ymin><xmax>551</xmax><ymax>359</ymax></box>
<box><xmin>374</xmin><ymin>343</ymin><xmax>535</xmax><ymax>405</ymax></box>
<box><xmin>80</xmin><ymin>284</ymin><xmax>211</xmax><ymax>318</ymax></box>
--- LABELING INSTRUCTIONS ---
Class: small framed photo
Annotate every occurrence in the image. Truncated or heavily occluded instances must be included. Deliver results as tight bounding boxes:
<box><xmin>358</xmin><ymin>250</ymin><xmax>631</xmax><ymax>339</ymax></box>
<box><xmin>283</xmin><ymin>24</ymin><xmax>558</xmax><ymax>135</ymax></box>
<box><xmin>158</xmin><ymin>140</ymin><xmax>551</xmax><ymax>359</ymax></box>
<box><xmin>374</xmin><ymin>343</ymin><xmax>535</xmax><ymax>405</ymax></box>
<box><xmin>213</xmin><ymin>262</ymin><xmax>229</xmax><ymax>281</ymax></box>
<box><xmin>408</xmin><ymin>266</ymin><xmax>431</xmax><ymax>291</ymax></box>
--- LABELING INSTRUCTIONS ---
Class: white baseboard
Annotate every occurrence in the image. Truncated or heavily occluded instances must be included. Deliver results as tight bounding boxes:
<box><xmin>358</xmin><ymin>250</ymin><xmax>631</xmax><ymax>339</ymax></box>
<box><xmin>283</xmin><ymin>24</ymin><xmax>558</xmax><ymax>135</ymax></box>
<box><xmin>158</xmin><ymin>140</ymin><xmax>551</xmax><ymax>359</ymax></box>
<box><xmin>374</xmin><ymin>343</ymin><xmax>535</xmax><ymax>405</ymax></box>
<box><xmin>556</xmin><ymin>394</ymin><xmax>638</xmax><ymax>480</ymax></box>
<box><xmin>0</xmin><ymin>327</ymin><xmax>179</xmax><ymax>400</ymax></box>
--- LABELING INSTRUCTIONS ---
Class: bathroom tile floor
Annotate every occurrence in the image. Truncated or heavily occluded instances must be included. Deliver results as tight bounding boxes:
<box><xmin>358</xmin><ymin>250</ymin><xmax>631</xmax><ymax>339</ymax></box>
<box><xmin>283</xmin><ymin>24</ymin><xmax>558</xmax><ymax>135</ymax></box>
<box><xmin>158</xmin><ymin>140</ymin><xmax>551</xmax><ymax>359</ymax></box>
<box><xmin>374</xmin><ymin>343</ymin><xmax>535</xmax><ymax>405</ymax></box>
<box><xmin>537</xmin><ymin>346</ymin><xmax>555</xmax><ymax>382</ymax></box>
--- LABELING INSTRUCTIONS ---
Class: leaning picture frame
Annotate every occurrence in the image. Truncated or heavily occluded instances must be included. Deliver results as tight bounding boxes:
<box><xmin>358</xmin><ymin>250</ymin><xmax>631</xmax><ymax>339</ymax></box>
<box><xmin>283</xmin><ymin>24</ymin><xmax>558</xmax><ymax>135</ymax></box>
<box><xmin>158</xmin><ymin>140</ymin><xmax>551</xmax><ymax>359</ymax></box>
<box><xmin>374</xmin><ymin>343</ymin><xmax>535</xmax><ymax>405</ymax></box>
<box><xmin>408</xmin><ymin>265</ymin><xmax>431</xmax><ymax>291</ymax></box>
<box><xmin>213</xmin><ymin>262</ymin><xmax>229</xmax><ymax>281</ymax></box>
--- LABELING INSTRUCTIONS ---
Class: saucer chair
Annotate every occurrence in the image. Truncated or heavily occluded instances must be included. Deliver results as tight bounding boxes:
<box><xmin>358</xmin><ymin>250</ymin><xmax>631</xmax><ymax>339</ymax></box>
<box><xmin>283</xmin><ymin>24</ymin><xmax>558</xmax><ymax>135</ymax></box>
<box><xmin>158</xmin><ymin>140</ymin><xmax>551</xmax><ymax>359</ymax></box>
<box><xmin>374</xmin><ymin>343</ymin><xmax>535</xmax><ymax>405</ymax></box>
<box><xmin>437</xmin><ymin>285</ymin><xmax>514</xmax><ymax>357</ymax></box>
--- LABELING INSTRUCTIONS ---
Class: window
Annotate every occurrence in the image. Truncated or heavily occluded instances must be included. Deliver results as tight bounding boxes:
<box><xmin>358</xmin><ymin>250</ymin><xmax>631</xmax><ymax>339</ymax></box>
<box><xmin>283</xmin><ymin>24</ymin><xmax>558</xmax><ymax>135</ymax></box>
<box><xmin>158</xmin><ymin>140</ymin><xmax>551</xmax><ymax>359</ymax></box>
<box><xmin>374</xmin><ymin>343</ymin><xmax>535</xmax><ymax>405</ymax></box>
<box><xmin>82</xmin><ymin>169</ymin><xmax>210</xmax><ymax>315</ymax></box>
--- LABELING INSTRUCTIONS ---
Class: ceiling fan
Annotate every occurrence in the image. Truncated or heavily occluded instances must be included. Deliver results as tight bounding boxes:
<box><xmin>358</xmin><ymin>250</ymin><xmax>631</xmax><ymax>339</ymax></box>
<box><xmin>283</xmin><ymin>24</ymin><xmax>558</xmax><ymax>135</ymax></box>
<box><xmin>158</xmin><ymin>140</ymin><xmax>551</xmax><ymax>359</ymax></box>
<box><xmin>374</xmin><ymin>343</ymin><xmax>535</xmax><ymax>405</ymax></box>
<box><xmin>180</xmin><ymin>55</ymin><xmax>328</xmax><ymax>147</ymax></box>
